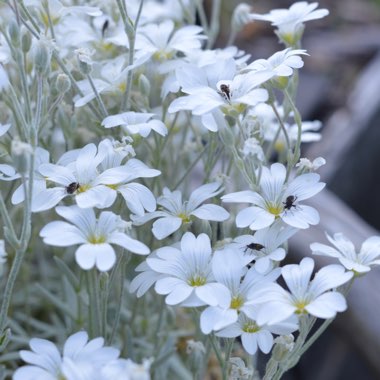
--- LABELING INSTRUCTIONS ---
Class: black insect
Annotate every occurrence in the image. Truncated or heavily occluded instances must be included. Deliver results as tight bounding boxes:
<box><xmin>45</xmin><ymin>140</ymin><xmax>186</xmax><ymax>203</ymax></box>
<box><xmin>101</xmin><ymin>19</ymin><xmax>109</xmax><ymax>38</ymax></box>
<box><xmin>244</xmin><ymin>242</ymin><xmax>265</xmax><ymax>253</ymax></box>
<box><xmin>219</xmin><ymin>83</ymin><xmax>231</xmax><ymax>100</ymax></box>
<box><xmin>66</xmin><ymin>182</ymin><xmax>80</xmax><ymax>194</ymax></box>
<box><xmin>283</xmin><ymin>195</ymin><xmax>297</xmax><ymax>211</ymax></box>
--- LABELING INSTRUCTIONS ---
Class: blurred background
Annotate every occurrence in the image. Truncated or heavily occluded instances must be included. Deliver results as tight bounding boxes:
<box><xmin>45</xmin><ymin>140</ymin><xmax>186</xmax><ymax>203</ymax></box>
<box><xmin>216</xmin><ymin>1</ymin><xmax>380</xmax><ymax>379</ymax></box>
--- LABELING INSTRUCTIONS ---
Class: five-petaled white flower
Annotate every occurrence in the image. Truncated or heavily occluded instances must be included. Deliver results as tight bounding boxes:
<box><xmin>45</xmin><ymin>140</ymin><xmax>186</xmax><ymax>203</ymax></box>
<box><xmin>146</xmin><ymin>232</ymin><xmax>230</xmax><ymax>306</ymax></box>
<box><xmin>222</xmin><ymin>163</ymin><xmax>325</xmax><ymax>230</ymax></box>
<box><xmin>168</xmin><ymin>59</ymin><xmax>273</xmax><ymax>130</ymax></box>
<box><xmin>249</xmin><ymin>2</ymin><xmax>329</xmax><ymax>45</ymax></box>
<box><xmin>245</xmin><ymin>48</ymin><xmax>308</xmax><ymax>78</ymax></box>
<box><xmin>200</xmin><ymin>247</ymin><xmax>280</xmax><ymax>334</ymax></box>
<box><xmin>32</xmin><ymin>142</ymin><xmax>160</xmax><ymax>215</ymax></box>
<box><xmin>40</xmin><ymin>205</ymin><xmax>150</xmax><ymax>271</ymax></box>
<box><xmin>311</xmin><ymin>233</ymin><xmax>380</xmax><ymax>274</ymax></box>
<box><xmin>216</xmin><ymin>309</ymin><xmax>298</xmax><ymax>355</ymax></box>
<box><xmin>132</xmin><ymin>182</ymin><xmax>229</xmax><ymax>240</ymax></box>
<box><xmin>14</xmin><ymin>331</ymin><xmax>120</xmax><ymax>380</ymax></box>
<box><xmin>232</xmin><ymin>222</ymin><xmax>298</xmax><ymax>273</ymax></box>
<box><xmin>102</xmin><ymin>111</ymin><xmax>167</xmax><ymax>138</ymax></box>
<box><xmin>251</xmin><ymin>257</ymin><xmax>353</xmax><ymax>325</ymax></box>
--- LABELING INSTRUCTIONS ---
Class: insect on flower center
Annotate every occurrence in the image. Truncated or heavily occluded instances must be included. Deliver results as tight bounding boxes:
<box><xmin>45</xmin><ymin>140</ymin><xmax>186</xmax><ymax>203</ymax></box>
<box><xmin>242</xmin><ymin>320</ymin><xmax>259</xmax><ymax>333</ymax></box>
<box><xmin>188</xmin><ymin>275</ymin><xmax>207</xmax><ymax>287</ymax></box>
<box><xmin>230</xmin><ymin>295</ymin><xmax>244</xmax><ymax>310</ymax></box>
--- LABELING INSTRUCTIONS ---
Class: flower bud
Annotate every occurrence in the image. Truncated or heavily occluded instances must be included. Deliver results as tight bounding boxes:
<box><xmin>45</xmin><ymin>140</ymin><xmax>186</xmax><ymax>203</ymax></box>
<box><xmin>272</xmin><ymin>334</ymin><xmax>295</xmax><ymax>362</ymax></box>
<box><xmin>34</xmin><ymin>40</ymin><xmax>51</xmax><ymax>74</ymax></box>
<box><xmin>138</xmin><ymin>74</ymin><xmax>150</xmax><ymax>97</ymax></box>
<box><xmin>76</xmin><ymin>48</ymin><xmax>94</xmax><ymax>75</ymax></box>
<box><xmin>56</xmin><ymin>73</ymin><xmax>71</xmax><ymax>93</ymax></box>
<box><xmin>8</xmin><ymin>20</ymin><xmax>20</xmax><ymax>47</ymax></box>
<box><xmin>21</xmin><ymin>30</ymin><xmax>32</xmax><ymax>53</ymax></box>
<box><xmin>231</xmin><ymin>3</ymin><xmax>253</xmax><ymax>34</ymax></box>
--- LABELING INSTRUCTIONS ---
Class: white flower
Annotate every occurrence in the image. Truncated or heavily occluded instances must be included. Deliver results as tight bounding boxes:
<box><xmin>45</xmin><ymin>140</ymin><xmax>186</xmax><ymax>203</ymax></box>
<box><xmin>14</xmin><ymin>331</ymin><xmax>120</xmax><ymax>380</ymax></box>
<box><xmin>32</xmin><ymin>142</ymin><xmax>160</xmax><ymax>215</ymax></box>
<box><xmin>132</xmin><ymin>182</ymin><xmax>229</xmax><ymax>240</ymax></box>
<box><xmin>136</xmin><ymin>19</ymin><xmax>206</xmax><ymax>62</ymax></box>
<box><xmin>232</xmin><ymin>222</ymin><xmax>298</xmax><ymax>273</ymax></box>
<box><xmin>40</xmin><ymin>205</ymin><xmax>149</xmax><ymax>271</ymax></box>
<box><xmin>252</xmin><ymin>257</ymin><xmax>353</xmax><ymax>325</ymax></box>
<box><xmin>245</xmin><ymin>48</ymin><xmax>308</xmax><ymax>77</ymax></box>
<box><xmin>168</xmin><ymin>60</ymin><xmax>273</xmax><ymax>118</ymax></box>
<box><xmin>200</xmin><ymin>247</ymin><xmax>280</xmax><ymax>334</ymax></box>
<box><xmin>102</xmin><ymin>112</ymin><xmax>167</xmax><ymax>138</ymax></box>
<box><xmin>296</xmin><ymin>157</ymin><xmax>326</xmax><ymax>172</ymax></box>
<box><xmin>216</xmin><ymin>310</ymin><xmax>298</xmax><ymax>355</ymax></box>
<box><xmin>222</xmin><ymin>163</ymin><xmax>325</xmax><ymax>230</ymax></box>
<box><xmin>249</xmin><ymin>2</ymin><xmax>329</xmax><ymax>45</ymax></box>
<box><xmin>146</xmin><ymin>232</ymin><xmax>230</xmax><ymax>306</ymax></box>
<box><xmin>241</xmin><ymin>137</ymin><xmax>265</xmax><ymax>162</ymax></box>
<box><xmin>311</xmin><ymin>233</ymin><xmax>380</xmax><ymax>274</ymax></box>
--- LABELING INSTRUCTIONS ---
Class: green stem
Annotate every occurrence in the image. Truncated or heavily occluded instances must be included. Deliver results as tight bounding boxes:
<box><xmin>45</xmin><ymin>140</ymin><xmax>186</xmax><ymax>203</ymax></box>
<box><xmin>173</xmin><ymin>142</ymin><xmax>208</xmax><ymax>190</ymax></box>
<box><xmin>284</xmin><ymin>89</ymin><xmax>302</xmax><ymax>166</ymax></box>
<box><xmin>87</xmin><ymin>74</ymin><xmax>108</xmax><ymax>118</ymax></box>
<box><xmin>0</xmin><ymin>247</ymin><xmax>26</xmax><ymax>337</ymax></box>
<box><xmin>207</xmin><ymin>0</ymin><xmax>221</xmax><ymax>49</ymax></box>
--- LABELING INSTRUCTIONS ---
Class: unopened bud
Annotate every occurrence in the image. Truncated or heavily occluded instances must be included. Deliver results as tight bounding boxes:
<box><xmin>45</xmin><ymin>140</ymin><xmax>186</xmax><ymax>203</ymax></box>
<box><xmin>34</xmin><ymin>41</ymin><xmax>51</xmax><ymax>74</ymax></box>
<box><xmin>56</xmin><ymin>74</ymin><xmax>71</xmax><ymax>93</ymax></box>
<box><xmin>231</xmin><ymin>3</ymin><xmax>253</xmax><ymax>34</ymax></box>
<box><xmin>138</xmin><ymin>74</ymin><xmax>150</xmax><ymax>97</ymax></box>
<box><xmin>21</xmin><ymin>30</ymin><xmax>32</xmax><ymax>53</ymax></box>
<box><xmin>272</xmin><ymin>334</ymin><xmax>295</xmax><ymax>362</ymax></box>
<box><xmin>8</xmin><ymin>20</ymin><xmax>20</xmax><ymax>47</ymax></box>
<box><xmin>76</xmin><ymin>48</ymin><xmax>94</xmax><ymax>75</ymax></box>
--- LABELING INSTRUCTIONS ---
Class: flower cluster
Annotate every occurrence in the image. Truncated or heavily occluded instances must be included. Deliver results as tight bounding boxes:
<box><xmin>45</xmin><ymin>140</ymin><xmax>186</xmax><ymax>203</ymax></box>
<box><xmin>14</xmin><ymin>331</ymin><xmax>151</xmax><ymax>380</ymax></box>
<box><xmin>0</xmin><ymin>1</ymin><xmax>377</xmax><ymax>379</ymax></box>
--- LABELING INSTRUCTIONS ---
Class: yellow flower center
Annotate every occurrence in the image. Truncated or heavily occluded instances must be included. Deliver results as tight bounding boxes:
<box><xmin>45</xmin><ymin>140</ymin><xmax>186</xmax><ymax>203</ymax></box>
<box><xmin>77</xmin><ymin>184</ymin><xmax>91</xmax><ymax>193</ymax></box>
<box><xmin>178</xmin><ymin>212</ymin><xmax>191</xmax><ymax>224</ymax></box>
<box><xmin>266</xmin><ymin>203</ymin><xmax>283</xmax><ymax>216</ymax></box>
<box><xmin>295</xmin><ymin>300</ymin><xmax>308</xmax><ymax>315</ymax></box>
<box><xmin>88</xmin><ymin>235</ymin><xmax>106</xmax><ymax>244</ymax></box>
<box><xmin>242</xmin><ymin>320</ymin><xmax>259</xmax><ymax>333</ymax></box>
<box><xmin>188</xmin><ymin>275</ymin><xmax>207</xmax><ymax>287</ymax></box>
<box><xmin>230</xmin><ymin>295</ymin><xmax>244</xmax><ymax>310</ymax></box>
